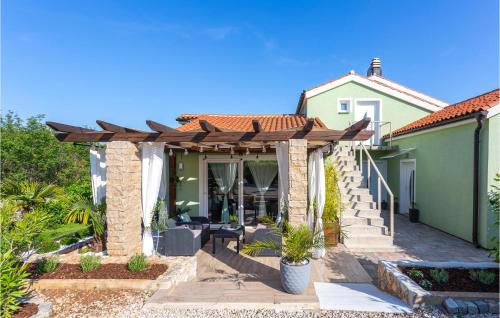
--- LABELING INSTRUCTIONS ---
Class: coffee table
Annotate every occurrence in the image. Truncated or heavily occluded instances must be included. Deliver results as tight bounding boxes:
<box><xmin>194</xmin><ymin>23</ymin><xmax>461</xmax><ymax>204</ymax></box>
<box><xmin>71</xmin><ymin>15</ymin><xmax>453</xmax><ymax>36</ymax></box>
<box><xmin>212</xmin><ymin>225</ymin><xmax>245</xmax><ymax>254</ymax></box>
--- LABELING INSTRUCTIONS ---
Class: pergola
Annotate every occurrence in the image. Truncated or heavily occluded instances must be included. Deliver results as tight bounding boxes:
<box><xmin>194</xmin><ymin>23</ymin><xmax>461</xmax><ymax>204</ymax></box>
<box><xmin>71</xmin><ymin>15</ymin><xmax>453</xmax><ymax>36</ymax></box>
<box><xmin>46</xmin><ymin>116</ymin><xmax>373</xmax><ymax>257</ymax></box>
<box><xmin>46</xmin><ymin>117</ymin><xmax>373</xmax><ymax>151</ymax></box>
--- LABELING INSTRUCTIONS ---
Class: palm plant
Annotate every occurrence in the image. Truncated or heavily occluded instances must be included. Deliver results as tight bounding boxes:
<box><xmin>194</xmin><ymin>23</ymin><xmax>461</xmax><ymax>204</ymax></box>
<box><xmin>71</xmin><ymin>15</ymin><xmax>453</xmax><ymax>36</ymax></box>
<box><xmin>2</xmin><ymin>181</ymin><xmax>62</xmax><ymax>213</ymax></box>
<box><xmin>243</xmin><ymin>222</ymin><xmax>323</xmax><ymax>265</ymax></box>
<box><xmin>65</xmin><ymin>197</ymin><xmax>106</xmax><ymax>251</ymax></box>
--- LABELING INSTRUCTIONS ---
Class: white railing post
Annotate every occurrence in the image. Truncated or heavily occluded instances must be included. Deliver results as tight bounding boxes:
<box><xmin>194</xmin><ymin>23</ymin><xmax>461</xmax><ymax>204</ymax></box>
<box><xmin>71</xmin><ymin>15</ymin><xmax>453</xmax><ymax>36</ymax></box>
<box><xmin>360</xmin><ymin>143</ymin><xmax>394</xmax><ymax>238</ymax></box>
<box><xmin>367</xmin><ymin>159</ymin><xmax>371</xmax><ymax>190</ymax></box>
<box><xmin>377</xmin><ymin>177</ymin><xmax>381</xmax><ymax>212</ymax></box>
<box><xmin>359</xmin><ymin>144</ymin><xmax>363</xmax><ymax>175</ymax></box>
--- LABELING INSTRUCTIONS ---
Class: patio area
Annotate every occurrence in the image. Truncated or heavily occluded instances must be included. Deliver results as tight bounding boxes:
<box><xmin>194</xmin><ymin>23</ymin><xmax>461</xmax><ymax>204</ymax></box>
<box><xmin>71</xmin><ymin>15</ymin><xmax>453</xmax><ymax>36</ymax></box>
<box><xmin>145</xmin><ymin>227</ymin><xmax>372</xmax><ymax>310</ymax></box>
<box><xmin>352</xmin><ymin>212</ymin><xmax>494</xmax><ymax>281</ymax></box>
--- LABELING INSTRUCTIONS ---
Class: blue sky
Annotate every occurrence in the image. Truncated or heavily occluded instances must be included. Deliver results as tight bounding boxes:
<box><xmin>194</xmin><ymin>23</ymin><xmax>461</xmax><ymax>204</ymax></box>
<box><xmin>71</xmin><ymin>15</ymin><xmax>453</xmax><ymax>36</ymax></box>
<box><xmin>2</xmin><ymin>0</ymin><xmax>499</xmax><ymax>129</ymax></box>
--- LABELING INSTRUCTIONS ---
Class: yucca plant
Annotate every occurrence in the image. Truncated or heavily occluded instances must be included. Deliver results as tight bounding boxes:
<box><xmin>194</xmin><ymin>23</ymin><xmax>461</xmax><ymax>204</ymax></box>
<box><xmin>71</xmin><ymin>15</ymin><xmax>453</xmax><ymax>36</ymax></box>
<box><xmin>65</xmin><ymin>197</ymin><xmax>106</xmax><ymax>251</ymax></box>
<box><xmin>243</xmin><ymin>222</ymin><xmax>323</xmax><ymax>265</ymax></box>
<box><xmin>2</xmin><ymin>181</ymin><xmax>62</xmax><ymax>213</ymax></box>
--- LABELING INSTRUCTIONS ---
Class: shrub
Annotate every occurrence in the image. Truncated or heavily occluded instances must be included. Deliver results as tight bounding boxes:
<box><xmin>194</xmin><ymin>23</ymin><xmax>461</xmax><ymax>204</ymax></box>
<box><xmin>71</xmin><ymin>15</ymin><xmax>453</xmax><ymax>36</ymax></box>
<box><xmin>407</xmin><ymin>268</ymin><xmax>424</xmax><ymax>280</ymax></box>
<box><xmin>127</xmin><ymin>255</ymin><xmax>149</xmax><ymax>272</ymax></box>
<box><xmin>429</xmin><ymin>269</ymin><xmax>449</xmax><ymax>284</ymax></box>
<box><xmin>60</xmin><ymin>236</ymin><xmax>79</xmax><ymax>246</ymax></box>
<box><xmin>419</xmin><ymin>279</ymin><xmax>433</xmax><ymax>289</ymax></box>
<box><xmin>488</xmin><ymin>173</ymin><xmax>499</xmax><ymax>262</ymax></box>
<box><xmin>37</xmin><ymin>241</ymin><xmax>61</xmax><ymax>253</ymax></box>
<box><xmin>79</xmin><ymin>246</ymin><xmax>91</xmax><ymax>254</ymax></box>
<box><xmin>469</xmin><ymin>269</ymin><xmax>497</xmax><ymax>285</ymax></box>
<box><xmin>79</xmin><ymin>255</ymin><xmax>101</xmax><ymax>272</ymax></box>
<box><xmin>36</xmin><ymin>256</ymin><xmax>59</xmax><ymax>274</ymax></box>
<box><xmin>0</xmin><ymin>249</ymin><xmax>30</xmax><ymax>318</ymax></box>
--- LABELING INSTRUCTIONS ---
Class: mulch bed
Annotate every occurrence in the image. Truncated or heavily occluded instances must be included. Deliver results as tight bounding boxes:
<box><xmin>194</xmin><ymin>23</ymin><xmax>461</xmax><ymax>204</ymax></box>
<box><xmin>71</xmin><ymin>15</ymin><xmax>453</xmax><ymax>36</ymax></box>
<box><xmin>29</xmin><ymin>263</ymin><xmax>168</xmax><ymax>280</ymax></box>
<box><xmin>13</xmin><ymin>303</ymin><xmax>38</xmax><ymax>318</ymax></box>
<box><xmin>400</xmin><ymin>266</ymin><xmax>499</xmax><ymax>293</ymax></box>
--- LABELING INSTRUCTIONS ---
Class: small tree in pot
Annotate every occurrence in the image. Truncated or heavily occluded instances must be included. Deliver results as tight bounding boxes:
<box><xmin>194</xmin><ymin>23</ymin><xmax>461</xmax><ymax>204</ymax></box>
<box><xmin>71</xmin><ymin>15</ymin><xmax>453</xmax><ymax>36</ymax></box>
<box><xmin>323</xmin><ymin>158</ymin><xmax>344</xmax><ymax>246</ymax></box>
<box><xmin>243</xmin><ymin>222</ymin><xmax>322</xmax><ymax>294</ymax></box>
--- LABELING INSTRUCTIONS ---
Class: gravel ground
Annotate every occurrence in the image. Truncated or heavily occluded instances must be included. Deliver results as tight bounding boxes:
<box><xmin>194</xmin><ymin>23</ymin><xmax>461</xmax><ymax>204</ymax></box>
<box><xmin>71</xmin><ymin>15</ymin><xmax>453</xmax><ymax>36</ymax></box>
<box><xmin>35</xmin><ymin>289</ymin><xmax>498</xmax><ymax>318</ymax></box>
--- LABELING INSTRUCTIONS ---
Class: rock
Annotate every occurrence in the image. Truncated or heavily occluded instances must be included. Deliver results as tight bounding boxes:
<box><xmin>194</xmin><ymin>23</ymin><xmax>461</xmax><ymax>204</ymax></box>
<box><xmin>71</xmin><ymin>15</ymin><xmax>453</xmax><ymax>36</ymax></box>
<box><xmin>442</xmin><ymin>298</ymin><xmax>458</xmax><ymax>314</ymax></box>
<box><xmin>464</xmin><ymin>300</ymin><xmax>479</xmax><ymax>314</ymax></box>
<box><xmin>486</xmin><ymin>300</ymin><xmax>500</xmax><ymax>314</ymax></box>
<box><xmin>454</xmin><ymin>299</ymin><xmax>467</xmax><ymax>314</ymax></box>
<box><xmin>473</xmin><ymin>300</ymin><xmax>489</xmax><ymax>314</ymax></box>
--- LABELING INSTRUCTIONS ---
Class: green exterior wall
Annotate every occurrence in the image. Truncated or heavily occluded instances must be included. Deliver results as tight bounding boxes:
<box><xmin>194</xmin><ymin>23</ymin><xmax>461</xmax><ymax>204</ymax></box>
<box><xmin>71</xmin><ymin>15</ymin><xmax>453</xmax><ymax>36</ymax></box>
<box><xmin>175</xmin><ymin>153</ymin><xmax>200</xmax><ymax>216</ymax></box>
<box><xmin>303</xmin><ymin>81</ymin><xmax>432</xmax><ymax>134</ymax></box>
<box><xmin>386</xmin><ymin>117</ymin><xmax>498</xmax><ymax>248</ymax></box>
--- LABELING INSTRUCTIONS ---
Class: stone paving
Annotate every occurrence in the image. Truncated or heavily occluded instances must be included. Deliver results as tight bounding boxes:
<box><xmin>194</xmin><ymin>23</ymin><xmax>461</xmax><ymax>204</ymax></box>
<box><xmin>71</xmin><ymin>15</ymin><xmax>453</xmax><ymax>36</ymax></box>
<box><xmin>350</xmin><ymin>213</ymin><xmax>494</xmax><ymax>281</ymax></box>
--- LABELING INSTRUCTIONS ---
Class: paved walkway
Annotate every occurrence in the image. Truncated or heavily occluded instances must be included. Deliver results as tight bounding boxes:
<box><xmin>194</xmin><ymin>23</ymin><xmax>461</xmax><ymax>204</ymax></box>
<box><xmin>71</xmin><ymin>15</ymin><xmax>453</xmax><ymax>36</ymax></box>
<box><xmin>352</xmin><ymin>213</ymin><xmax>493</xmax><ymax>281</ymax></box>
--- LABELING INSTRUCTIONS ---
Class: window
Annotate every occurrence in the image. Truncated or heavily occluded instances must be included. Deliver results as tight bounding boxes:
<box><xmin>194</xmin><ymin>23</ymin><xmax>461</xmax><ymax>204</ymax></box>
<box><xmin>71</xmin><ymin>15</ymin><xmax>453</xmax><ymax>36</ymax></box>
<box><xmin>337</xmin><ymin>98</ymin><xmax>351</xmax><ymax>113</ymax></box>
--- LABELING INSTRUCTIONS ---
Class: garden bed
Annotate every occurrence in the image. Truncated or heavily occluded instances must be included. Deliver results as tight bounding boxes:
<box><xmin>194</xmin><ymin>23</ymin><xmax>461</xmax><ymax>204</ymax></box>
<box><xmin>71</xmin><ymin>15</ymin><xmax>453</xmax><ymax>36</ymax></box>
<box><xmin>29</xmin><ymin>263</ymin><xmax>168</xmax><ymax>279</ymax></box>
<box><xmin>13</xmin><ymin>303</ymin><xmax>38</xmax><ymax>318</ymax></box>
<box><xmin>399</xmin><ymin>266</ymin><xmax>498</xmax><ymax>293</ymax></box>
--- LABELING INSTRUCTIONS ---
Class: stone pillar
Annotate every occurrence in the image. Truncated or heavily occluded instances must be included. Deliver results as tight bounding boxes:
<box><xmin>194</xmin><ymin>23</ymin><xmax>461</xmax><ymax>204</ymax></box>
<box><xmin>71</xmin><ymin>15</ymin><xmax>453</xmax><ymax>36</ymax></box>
<box><xmin>105</xmin><ymin>141</ymin><xmax>142</xmax><ymax>257</ymax></box>
<box><xmin>287</xmin><ymin>139</ymin><xmax>308</xmax><ymax>226</ymax></box>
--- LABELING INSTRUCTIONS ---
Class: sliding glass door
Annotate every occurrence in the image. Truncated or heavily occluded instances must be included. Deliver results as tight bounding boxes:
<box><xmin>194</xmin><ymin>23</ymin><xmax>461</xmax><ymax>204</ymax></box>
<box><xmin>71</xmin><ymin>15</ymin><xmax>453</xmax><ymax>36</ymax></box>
<box><xmin>202</xmin><ymin>156</ymin><xmax>279</xmax><ymax>226</ymax></box>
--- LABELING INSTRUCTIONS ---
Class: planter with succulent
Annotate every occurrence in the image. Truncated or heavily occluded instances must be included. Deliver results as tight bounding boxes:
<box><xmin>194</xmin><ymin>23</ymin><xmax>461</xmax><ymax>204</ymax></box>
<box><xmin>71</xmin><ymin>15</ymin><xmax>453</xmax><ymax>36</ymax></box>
<box><xmin>243</xmin><ymin>223</ymin><xmax>322</xmax><ymax>294</ymax></box>
<box><xmin>229</xmin><ymin>214</ymin><xmax>239</xmax><ymax>228</ymax></box>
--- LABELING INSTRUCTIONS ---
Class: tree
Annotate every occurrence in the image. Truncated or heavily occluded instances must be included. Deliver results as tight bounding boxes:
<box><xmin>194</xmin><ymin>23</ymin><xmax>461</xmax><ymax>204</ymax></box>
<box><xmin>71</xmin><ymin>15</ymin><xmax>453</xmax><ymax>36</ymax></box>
<box><xmin>65</xmin><ymin>197</ymin><xmax>107</xmax><ymax>251</ymax></box>
<box><xmin>1</xmin><ymin>111</ymin><xmax>90</xmax><ymax>187</ymax></box>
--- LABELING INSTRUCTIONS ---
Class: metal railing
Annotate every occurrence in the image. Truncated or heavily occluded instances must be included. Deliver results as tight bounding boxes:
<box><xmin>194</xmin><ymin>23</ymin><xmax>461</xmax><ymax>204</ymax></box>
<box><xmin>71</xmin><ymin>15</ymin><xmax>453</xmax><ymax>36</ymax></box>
<box><xmin>355</xmin><ymin>142</ymin><xmax>394</xmax><ymax>238</ymax></box>
<box><xmin>349</xmin><ymin>120</ymin><xmax>393</xmax><ymax>147</ymax></box>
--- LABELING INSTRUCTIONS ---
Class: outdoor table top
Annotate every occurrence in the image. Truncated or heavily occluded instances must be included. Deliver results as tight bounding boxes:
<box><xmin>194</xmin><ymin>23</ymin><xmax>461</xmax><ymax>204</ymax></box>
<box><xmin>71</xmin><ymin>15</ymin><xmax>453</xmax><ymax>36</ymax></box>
<box><xmin>213</xmin><ymin>225</ymin><xmax>244</xmax><ymax>238</ymax></box>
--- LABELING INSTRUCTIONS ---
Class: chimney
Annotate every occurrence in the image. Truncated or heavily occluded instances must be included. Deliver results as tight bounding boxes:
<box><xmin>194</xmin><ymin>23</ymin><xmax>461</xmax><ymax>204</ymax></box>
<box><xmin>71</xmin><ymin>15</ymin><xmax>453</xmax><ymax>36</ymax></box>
<box><xmin>367</xmin><ymin>57</ymin><xmax>382</xmax><ymax>77</ymax></box>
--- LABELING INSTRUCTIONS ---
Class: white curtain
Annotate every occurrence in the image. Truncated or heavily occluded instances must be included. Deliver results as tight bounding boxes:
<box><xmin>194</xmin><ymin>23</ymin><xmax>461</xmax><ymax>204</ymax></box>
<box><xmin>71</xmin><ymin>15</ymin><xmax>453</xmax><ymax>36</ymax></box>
<box><xmin>90</xmin><ymin>147</ymin><xmax>107</xmax><ymax>206</ymax></box>
<box><xmin>247</xmin><ymin>161</ymin><xmax>278</xmax><ymax>217</ymax></box>
<box><xmin>141</xmin><ymin>142</ymin><xmax>166</xmax><ymax>256</ymax></box>
<box><xmin>312</xmin><ymin>149</ymin><xmax>326</xmax><ymax>258</ymax></box>
<box><xmin>307</xmin><ymin>151</ymin><xmax>317</xmax><ymax>230</ymax></box>
<box><xmin>210</xmin><ymin>162</ymin><xmax>238</xmax><ymax>224</ymax></box>
<box><xmin>275</xmin><ymin>141</ymin><xmax>289</xmax><ymax>223</ymax></box>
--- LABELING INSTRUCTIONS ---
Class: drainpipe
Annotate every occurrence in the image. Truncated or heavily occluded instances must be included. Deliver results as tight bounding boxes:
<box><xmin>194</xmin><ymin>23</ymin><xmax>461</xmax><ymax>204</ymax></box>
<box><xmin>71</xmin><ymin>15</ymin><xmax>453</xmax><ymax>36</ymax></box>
<box><xmin>472</xmin><ymin>111</ymin><xmax>487</xmax><ymax>248</ymax></box>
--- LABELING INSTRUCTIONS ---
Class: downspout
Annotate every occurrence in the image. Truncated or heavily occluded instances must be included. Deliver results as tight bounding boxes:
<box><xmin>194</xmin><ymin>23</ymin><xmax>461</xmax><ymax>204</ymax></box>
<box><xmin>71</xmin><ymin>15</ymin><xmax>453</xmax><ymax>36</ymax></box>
<box><xmin>472</xmin><ymin>111</ymin><xmax>487</xmax><ymax>248</ymax></box>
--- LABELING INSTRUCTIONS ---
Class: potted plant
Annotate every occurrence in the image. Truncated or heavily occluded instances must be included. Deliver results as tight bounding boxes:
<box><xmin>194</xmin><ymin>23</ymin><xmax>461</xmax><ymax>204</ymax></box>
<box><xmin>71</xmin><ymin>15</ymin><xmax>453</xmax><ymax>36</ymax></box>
<box><xmin>409</xmin><ymin>202</ymin><xmax>419</xmax><ymax>223</ymax></box>
<box><xmin>243</xmin><ymin>222</ymin><xmax>322</xmax><ymax>294</ymax></box>
<box><xmin>229</xmin><ymin>214</ymin><xmax>239</xmax><ymax>228</ymax></box>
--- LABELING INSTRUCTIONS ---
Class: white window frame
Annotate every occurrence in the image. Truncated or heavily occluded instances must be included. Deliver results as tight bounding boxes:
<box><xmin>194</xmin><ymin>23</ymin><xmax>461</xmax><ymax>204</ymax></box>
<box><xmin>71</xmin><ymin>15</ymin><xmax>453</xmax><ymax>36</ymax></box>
<box><xmin>337</xmin><ymin>98</ymin><xmax>352</xmax><ymax>113</ymax></box>
<box><xmin>198</xmin><ymin>154</ymin><xmax>279</xmax><ymax>226</ymax></box>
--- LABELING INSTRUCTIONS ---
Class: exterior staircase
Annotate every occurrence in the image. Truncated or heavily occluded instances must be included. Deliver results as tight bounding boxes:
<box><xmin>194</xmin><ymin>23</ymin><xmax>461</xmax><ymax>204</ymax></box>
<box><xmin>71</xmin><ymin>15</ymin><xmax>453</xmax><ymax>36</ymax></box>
<box><xmin>334</xmin><ymin>145</ymin><xmax>395</xmax><ymax>251</ymax></box>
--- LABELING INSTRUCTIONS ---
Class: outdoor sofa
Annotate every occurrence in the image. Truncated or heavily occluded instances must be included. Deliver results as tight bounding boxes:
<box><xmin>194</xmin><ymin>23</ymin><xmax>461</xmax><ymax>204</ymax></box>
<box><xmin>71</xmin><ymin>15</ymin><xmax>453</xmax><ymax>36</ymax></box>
<box><xmin>157</xmin><ymin>215</ymin><xmax>210</xmax><ymax>256</ymax></box>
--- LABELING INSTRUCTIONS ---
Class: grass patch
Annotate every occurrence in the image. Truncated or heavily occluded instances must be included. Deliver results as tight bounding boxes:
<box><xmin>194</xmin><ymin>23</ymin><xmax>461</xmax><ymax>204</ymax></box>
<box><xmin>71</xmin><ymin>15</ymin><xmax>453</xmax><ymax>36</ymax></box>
<box><xmin>35</xmin><ymin>223</ymin><xmax>90</xmax><ymax>245</ymax></box>
<box><xmin>127</xmin><ymin>255</ymin><xmax>149</xmax><ymax>272</ymax></box>
<box><xmin>80</xmin><ymin>255</ymin><xmax>101</xmax><ymax>272</ymax></box>
<box><xmin>37</xmin><ymin>241</ymin><xmax>61</xmax><ymax>253</ymax></box>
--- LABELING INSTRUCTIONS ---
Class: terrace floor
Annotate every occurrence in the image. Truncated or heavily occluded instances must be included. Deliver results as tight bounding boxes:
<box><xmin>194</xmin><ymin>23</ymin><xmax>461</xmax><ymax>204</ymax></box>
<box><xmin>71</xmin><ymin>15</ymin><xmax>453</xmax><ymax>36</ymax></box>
<box><xmin>146</xmin><ymin>214</ymin><xmax>494</xmax><ymax>310</ymax></box>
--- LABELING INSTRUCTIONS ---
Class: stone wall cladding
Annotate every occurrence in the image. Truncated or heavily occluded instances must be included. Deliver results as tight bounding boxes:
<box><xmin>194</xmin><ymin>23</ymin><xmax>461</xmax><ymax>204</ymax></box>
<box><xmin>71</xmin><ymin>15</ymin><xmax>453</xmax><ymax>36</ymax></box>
<box><xmin>106</xmin><ymin>141</ymin><xmax>142</xmax><ymax>257</ymax></box>
<box><xmin>378</xmin><ymin>260</ymin><xmax>500</xmax><ymax>308</ymax></box>
<box><xmin>288</xmin><ymin>139</ymin><xmax>308</xmax><ymax>226</ymax></box>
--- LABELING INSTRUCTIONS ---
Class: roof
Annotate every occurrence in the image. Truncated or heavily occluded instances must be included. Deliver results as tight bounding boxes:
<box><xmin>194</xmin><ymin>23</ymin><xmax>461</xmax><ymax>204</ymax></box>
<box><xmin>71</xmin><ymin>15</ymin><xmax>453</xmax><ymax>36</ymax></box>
<box><xmin>296</xmin><ymin>72</ymin><xmax>448</xmax><ymax>114</ymax></box>
<box><xmin>176</xmin><ymin>114</ymin><xmax>327</xmax><ymax>132</ymax></box>
<box><xmin>389</xmin><ymin>89</ymin><xmax>500</xmax><ymax>137</ymax></box>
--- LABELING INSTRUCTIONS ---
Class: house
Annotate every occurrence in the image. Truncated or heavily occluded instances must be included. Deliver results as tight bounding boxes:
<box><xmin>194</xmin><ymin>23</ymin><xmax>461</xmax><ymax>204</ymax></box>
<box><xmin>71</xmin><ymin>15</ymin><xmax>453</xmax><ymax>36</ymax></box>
<box><xmin>382</xmin><ymin>89</ymin><xmax>500</xmax><ymax>249</ymax></box>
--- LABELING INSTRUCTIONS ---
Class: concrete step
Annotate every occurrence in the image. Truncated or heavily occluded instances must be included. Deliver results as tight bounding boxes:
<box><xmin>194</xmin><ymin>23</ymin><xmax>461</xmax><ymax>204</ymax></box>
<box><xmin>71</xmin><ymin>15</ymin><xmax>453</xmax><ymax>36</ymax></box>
<box><xmin>341</xmin><ymin>194</ymin><xmax>374</xmax><ymax>202</ymax></box>
<box><xmin>340</xmin><ymin>187</ymin><xmax>370</xmax><ymax>195</ymax></box>
<box><xmin>340</xmin><ymin>170</ymin><xmax>363</xmax><ymax>177</ymax></box>
<box><xmin>343</xmin><ymin>234</ymin><xmax>393</xmax><ymax>247</ymax></box>
<box><xmin>338</xmin><ymin>182</ymin><xmax>363</xmax><ymax>189</ymax></box>
<box><xmin>341</xmin><ymin>216</ymin><xmax>385</xmax><ymax>227</ymax></box>
<box><xmin>335</xmin><ymin>156</ymin><xmax>356</xmax><ymax>162</ymax></box>
<box><xmin>339</xmin><ymin>175</ymin><xmax>364</xmax><ymax>183</ymax></box>
<box><xmin>343</xmin><ymin>208</ymin><xmax>382</xmax><ymax>217</ymax></box>
<box><xmin>347</xmin><ymin>201</ymin><xmax>376</xmax><ymax>210</ymax></box>
<box><xmin>343</xmin><ymin>224</ymin><xmax>388</xmax><ymax>236</ymax></box>
<box><xmin>337</xmin><ymin>165</ymin><xmax>360</xmax><ymax>172</ymax></box>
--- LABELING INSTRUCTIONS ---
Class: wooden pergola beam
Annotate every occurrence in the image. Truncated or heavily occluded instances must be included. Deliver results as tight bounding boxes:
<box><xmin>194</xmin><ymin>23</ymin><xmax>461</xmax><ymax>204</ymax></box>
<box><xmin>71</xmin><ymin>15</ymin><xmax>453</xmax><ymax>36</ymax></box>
<box><xmin>198</xmin><ymin>120</ymin><xmax>222</xmax><ymax>133</ymax></box>
<box><xmin>46</xmin><ymin>121</ymin><xmax>97</xmax><ymax>133</ymax></box>
<box><xmin>302</xmin><ymin>118</ymin><xmax>315</xmax><ymax>133</ymax></box>
<box><xmin>146</xmin><ymin>120</ymin><xmax>179</xmax><ymax>133</ymax></box>
<box><xmin>96</xmin><ymin>120</ymin><xmax>144</xmax><ymax>133</ymax></box>
<box><xmin>341</xmin><ymin>117</ymin><xmax>372</xmax><ymax>139</ymax></box>
<box><xmin>252</xmin><ymin>119</ymin><xmax>263</xmax><ymax>133</ymax></box>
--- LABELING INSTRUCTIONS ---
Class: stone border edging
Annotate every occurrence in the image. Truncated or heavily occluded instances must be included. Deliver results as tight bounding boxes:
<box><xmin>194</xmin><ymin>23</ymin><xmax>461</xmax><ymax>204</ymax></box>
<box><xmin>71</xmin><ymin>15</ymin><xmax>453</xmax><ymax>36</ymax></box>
<box><xmin>378</xmin><ymin>260</ymin><xmax>499</xmax><ymax>308</ymax></box>
<box><xmin>30</xmin><ymin>255</ymin><xmax>196</xmax><ymax>291</ymax></box>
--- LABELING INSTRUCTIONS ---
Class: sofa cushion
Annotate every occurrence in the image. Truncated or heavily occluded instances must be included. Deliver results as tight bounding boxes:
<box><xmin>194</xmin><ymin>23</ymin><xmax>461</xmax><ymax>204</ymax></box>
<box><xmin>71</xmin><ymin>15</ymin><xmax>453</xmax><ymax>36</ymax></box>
<box><xmin>166</xmin><ymin>218</ymin><xmax>178</xmax><ymax>228</ymax></box>
<box><xmin>191</xmin><ymin>229</ymin><xmax>202</xmax><ymax>238</ymax></box>
<box><xmin>178</xmin><ymin>212</ymin><xmax>192</xmax><ymax>223</ymax></box>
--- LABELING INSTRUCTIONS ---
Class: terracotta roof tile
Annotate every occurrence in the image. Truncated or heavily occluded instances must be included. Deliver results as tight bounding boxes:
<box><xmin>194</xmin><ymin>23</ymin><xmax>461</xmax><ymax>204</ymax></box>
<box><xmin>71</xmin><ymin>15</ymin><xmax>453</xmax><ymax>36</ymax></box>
<box><xmin>389</xmin><ymin>89</ymin><xmax>499</xmax><ymax>137</ymax></box>
<box><xmin>176</xmin><ymin>114</ymin><xmax>326</xmax><ymax>132</ymax></box>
